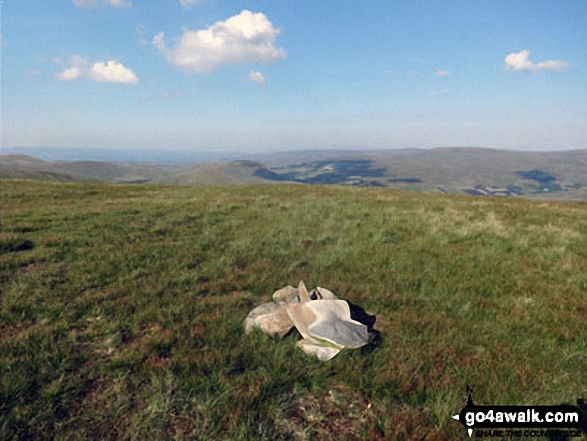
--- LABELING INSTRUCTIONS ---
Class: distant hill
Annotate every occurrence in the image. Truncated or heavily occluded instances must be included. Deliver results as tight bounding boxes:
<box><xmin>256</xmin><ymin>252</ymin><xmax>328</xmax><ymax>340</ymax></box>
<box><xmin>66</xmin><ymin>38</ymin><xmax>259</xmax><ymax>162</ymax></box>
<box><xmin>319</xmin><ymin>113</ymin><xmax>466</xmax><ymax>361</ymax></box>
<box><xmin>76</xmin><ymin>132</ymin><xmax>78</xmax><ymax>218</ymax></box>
<box><xmin>157</xmin><ymin>161</ymin><xmax>287</xmax><ymax>185</ymax></box>
<box><xmin>0</xmin><ymin>155</ymin><xmax>166</xmax><ymax>183</ymax></box>
<box><xmin>2</xmin><ymin>148</ymin><xmax>586</xmax><ymax>200</ymax></box>
<box><xmin>0</xmin><ymin>154</ymin><xmax>48</xmax><ymax>167</ymax></box>
<box><xmin>260</xmin><ymin>147</ymin><xmax>587</xmax><ymax>199</ymax></box>
<box><xmin>243</xmin><ymin>148</ymin><xmax>422</xmax><ymax>166</ymax></box>
<box><xmin>0</xmin><ymin>167</ymin><xmax>80</xmax><ymax>182</ymax></box>
<box><xmin>369</xmin><ymin>147</ymin><xmax>587</xmax><ymax>192</ymax></box>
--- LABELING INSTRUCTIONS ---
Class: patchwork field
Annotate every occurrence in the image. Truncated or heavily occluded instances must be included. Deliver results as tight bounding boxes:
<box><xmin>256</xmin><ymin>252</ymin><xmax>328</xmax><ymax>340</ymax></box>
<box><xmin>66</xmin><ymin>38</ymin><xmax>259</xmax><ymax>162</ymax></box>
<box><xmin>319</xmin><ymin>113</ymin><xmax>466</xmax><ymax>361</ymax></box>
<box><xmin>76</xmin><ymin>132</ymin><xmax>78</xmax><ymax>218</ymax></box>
<box><xmin>1</xmin><ymin>180</ymin><xmax>586</xmax><ymax>439</ymax></box>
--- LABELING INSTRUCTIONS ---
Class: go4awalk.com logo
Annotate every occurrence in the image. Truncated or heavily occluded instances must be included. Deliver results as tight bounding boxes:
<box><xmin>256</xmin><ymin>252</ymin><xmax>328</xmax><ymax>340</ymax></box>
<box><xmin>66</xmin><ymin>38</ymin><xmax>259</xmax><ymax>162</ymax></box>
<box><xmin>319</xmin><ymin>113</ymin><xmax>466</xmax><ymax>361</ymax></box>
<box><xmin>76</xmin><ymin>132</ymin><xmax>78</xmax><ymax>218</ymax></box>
<box><xmin>451</xmin><ymin>386</ymin><xmax>587</xmax><ymax>438</ymax></box>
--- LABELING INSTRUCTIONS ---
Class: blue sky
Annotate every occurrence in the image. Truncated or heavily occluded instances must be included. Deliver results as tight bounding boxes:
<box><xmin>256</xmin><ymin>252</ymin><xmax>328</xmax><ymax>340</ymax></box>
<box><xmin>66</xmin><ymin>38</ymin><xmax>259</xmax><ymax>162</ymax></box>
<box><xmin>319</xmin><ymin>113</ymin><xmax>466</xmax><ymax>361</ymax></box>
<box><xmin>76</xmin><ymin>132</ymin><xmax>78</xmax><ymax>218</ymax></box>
<box><xmin>2</xmin><ymin>0</ymin><xmax>586</xmax><ymax>152</ymax></box>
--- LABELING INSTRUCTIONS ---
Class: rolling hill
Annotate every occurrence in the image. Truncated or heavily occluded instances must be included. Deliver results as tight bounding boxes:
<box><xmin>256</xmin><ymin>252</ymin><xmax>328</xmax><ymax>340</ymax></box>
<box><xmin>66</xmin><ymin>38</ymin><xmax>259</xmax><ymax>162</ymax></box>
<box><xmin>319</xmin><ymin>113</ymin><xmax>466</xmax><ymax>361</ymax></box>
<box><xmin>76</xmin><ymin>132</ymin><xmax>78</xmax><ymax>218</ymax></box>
<box><xmin>2</xmin><ymin>148</ymin><xmax>587</xmax><ymax>201</ymax></box>
<box><xmin>156</xmin><ymin>161</ymin><xmax>285</xmax><ymax>185</ymax></box>
<box><xmin>0</xmin><ymin>155</ymin><xmax>166</xmax><ymax>183</ymax></box>
<box><xmin>370</xmin><ymin>147</ymin><xmax>587</xmax><ymax>192</ymax></box>
<box><xmin>254</xmin><ymin>148</ymin><xmax>587</xmax><ymax>199</ymax></box>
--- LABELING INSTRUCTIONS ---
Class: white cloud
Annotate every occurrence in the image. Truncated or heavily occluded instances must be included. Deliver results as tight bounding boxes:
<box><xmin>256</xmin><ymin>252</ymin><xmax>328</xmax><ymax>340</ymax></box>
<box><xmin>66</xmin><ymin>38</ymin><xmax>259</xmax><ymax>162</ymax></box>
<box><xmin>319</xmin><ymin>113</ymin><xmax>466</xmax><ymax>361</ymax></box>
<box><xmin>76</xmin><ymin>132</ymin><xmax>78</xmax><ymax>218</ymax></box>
<box><xmin>89</xmin><ymin>60</ymin><xmax>139</xmax><ymax>84</ymax></box>
<box><xmin>72</xmin><ymin>0</ymin><xmax>131</xmax><ymax>9</ymax></box>
<box><xmin>435</xmin><ymin>70</ymin><xmax>450</xmax><ymax>77</ymax></box>
<box><xmin>152</xmin><ymin>32</ymin><xmax>165</xmax><ymax>52</ymax></box>
<box><xmin>56</xmin><ymin>55</ymin><xmax>88</xmax><ymax>80</ymax></box>
<box><xmin>505</xmin><ymin>50</ymin><xmax>571</xmax><ymax>72</ymax></box>
<box><xmin>56</xmin><ymin>55</ymin><xmax>138</xmax><ymax>84</ymax></box>
<box><xmin>241</xmin><ymin>70</ymin><xmax>267</xmax><ymax>85</ymax></box>
<box><xmin>57</xmin><ymin>66</ymin><xmax>85</xmax><ymax>81</ymax></box>
<box><xmin>154</xmin><ymin>10</ymin><xmax>286</xmax><ymax>74</ymax></box>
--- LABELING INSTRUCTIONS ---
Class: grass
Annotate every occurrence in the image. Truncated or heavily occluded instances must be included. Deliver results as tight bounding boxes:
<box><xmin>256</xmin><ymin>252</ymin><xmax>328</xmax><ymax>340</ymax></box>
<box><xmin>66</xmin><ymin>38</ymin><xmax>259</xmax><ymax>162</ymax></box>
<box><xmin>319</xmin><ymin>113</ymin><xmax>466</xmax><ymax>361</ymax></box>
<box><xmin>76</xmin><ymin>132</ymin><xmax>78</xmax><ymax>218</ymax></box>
<box><xmin>1</xmin><ymin>179</ymin><xmax>586</xmax><ymax>440</ymax></box>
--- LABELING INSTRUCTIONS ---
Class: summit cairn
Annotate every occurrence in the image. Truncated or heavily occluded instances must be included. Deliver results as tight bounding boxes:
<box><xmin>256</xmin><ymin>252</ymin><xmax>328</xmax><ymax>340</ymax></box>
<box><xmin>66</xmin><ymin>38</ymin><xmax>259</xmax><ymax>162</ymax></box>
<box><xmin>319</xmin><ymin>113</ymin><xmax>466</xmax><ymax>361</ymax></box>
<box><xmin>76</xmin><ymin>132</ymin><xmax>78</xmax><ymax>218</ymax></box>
<box><xmin>244</xmin><ymin>281</ymin><xmax>375</xmax><ymax>361</ymax></box>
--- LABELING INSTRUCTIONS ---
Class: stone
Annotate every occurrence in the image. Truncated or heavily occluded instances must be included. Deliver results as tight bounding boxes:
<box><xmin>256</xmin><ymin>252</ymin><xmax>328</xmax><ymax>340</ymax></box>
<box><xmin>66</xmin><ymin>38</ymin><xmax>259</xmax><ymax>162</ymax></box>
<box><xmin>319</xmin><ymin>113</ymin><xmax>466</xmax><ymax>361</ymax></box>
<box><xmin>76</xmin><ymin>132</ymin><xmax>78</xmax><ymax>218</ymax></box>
<box><xmin>285</xmin><ymin>298</ymin><xmax>369</xmax><ymax>360</ymax></box>
<box><xmin>272</xmin><ymin>285</ymin><xmax>299</xmax><ymax>304</ymax></box>
<box><xmin>316</xmin><ymin>286</ymin><xmax>338</xmax><ymax>300</ymax></box>
<box><xmin>304</xmin><ymin>300</ymin><xmax>369</xmax><ymax>348</ymax></box>
<box><xmin>244</xmin><ymin>302</ymin><xmax>293</xmax><ymax>337</ymax></box>
<box><xmin>297</xmin><ymin>280</ymin><xmax>312</xmax><ymax>303</ymax></box>
<box><xmin>285</xmin><ymin>302</ymin><xmax>317</xmax><ymax>340</ymax></box>
<box><xmin>296</xmin><ymin>338</ymin><xmax>341</xmax><ymax>361</ymax></box>
<box><xmin>245</xmin><ymin>281</ymin><xmax>375</xmax><ymax>361</ymax></box>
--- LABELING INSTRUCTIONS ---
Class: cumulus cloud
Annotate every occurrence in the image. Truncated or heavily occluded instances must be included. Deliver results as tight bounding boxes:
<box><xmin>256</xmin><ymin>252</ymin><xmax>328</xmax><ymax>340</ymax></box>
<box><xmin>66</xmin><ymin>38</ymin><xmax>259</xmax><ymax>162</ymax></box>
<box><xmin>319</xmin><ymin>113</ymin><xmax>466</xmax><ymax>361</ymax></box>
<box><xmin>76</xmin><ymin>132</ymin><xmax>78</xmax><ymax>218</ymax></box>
<box><xmin>58</xmin><ymin>66</ymin><xmax>85</xmax><ymax>81</ymax></box>
<box><xmin>90</xmin><ymin>60</ymin><xmax>139</xmax><ymax>83</ymax></box>
<box><xmin>435</xmin><ymin>70</ymin><xmax>450</xmax><ymax>77</ymax></box>
<box><xmin>72</xmin><ymin>0</ymin><xmax>131</xmax><ymax>9</ymax></box>
<box><xmin>56</xmin><ymin>55</ymin><xmax>139</xmax><ymax>84</ymax></box>
<box><xmin>153</xmin><ymin>10</ymin><xmax>286</xmax><ymax>74</ymax></box>
<box><xmin>241</xmin><ymin>70</ymin><xmax>267</xmax><ymax>85</ymax></box>
<box><xmin>505</xmin><ymin>50</ymin><xmax>571</xmax><ymax>72</ymax></box>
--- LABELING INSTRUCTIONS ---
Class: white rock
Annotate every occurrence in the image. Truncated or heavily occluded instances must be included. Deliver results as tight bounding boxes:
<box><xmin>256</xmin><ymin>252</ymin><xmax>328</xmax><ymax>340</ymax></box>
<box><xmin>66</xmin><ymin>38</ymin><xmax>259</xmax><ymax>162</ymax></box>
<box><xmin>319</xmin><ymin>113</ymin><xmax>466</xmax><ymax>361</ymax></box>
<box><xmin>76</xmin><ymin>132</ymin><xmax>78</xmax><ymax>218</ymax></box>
<box><xmin>316</xmin><ymin>286</ymin><xmax>338</xmax><ymax>300</ymax></box>
<box><xmin>245</xmin><ymin>281</ymin><xmax>372</xmax><ymax>361</ymax></box>
<box><xmin>244</xmin><ymin>302</ymin><xmax>293</xmax><ymax>337</ymax></box>
<box><xmin>298</xmin><ymin>280</ymin><xmax>312</xmax><ymax>303</ymax></box>
<box><xmin>272</xmin><ymin>285</ymin><xmax>299</xmax><ymax>304</ymax></box>
<box><xmin>296</xmin><ymin>338</ymin><xmax>341</xmax><ymax>361</ymax></box>
<box><xmin>305</xmin><ymin>300</ymin><xmax>368</xmax><ymax>348</ymax></box>
<box><xmin>286</xmin><ymin>298</ymin><xmax>369</xmax><ymax>360</ymax></box>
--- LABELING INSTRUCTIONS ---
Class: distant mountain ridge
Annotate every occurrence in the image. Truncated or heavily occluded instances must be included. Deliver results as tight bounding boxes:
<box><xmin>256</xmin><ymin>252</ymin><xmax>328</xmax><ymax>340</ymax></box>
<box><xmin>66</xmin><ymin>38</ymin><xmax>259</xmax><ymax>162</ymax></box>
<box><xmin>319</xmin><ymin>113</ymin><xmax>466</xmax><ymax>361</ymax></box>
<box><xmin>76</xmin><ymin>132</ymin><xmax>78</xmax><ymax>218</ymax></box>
<box><xmin>1</xmin><ymin>148</ymin><xmax>586</xmax><ymax>201</ymax></box>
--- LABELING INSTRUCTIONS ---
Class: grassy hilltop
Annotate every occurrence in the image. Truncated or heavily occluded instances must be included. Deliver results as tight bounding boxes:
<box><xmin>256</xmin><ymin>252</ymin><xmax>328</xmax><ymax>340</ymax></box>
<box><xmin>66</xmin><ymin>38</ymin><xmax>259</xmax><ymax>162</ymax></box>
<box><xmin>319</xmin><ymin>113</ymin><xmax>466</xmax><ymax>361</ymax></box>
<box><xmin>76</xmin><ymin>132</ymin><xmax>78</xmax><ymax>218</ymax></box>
<box><xmin>1</xmin><ymin>180</ymin><xmax>586</xmax><ymax>440</ymax></box>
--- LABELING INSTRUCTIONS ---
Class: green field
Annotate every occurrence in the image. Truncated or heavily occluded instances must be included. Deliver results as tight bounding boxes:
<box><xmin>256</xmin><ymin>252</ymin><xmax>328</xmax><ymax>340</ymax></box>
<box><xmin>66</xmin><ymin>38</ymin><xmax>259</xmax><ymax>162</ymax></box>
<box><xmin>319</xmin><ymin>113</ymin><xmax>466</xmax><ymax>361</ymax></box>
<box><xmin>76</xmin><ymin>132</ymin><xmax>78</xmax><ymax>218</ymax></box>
<box><xmin>1</xmin><ymin>180</ymin><xmax>586</xmax><ymax>440</ymax></box>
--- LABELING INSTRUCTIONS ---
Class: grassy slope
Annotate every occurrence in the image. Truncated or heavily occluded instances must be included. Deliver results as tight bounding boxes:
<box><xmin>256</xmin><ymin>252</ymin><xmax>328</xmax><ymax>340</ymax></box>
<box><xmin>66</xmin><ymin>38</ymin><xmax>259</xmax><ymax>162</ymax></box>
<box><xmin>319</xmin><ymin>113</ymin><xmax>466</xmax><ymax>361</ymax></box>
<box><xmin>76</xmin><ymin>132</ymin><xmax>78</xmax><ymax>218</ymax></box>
<box><xmin>0</xmin><ymin>155</ymin><xmax>166</xmax><ymax>183</ymax></box>
<box><xmin>49</xmin><ymin>161</ymin><xmax>166</xmax><ymax>183</ymax></box>
<box><xmin>0</xmin><ymin>166</ymin><xmax>82</xmax><ymax>182</ymax></box>
<box><xmin>525</xmin><ymin>188</ymin><xmax>587</xmax><ymax>203</ymax></box>
<box><xmin>158</xmin><ymin>161</ymin><xmax>279</xmax><ymax>185</ymax></box>
<box><xmin>1</xmin><ymin>180</ymin><xmax>586</xmax><ymax>440</ymax></box>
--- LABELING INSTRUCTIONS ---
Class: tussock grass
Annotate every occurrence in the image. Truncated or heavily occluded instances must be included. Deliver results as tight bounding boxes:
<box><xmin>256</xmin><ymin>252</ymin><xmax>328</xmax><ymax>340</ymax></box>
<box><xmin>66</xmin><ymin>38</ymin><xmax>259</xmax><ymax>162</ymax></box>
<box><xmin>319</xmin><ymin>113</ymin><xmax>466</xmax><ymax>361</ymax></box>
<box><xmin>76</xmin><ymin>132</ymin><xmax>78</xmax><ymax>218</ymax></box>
<box><xmin>1</xmin><ymin>180</ymin><xmax>586</xmax><ymax>440</ymax></box>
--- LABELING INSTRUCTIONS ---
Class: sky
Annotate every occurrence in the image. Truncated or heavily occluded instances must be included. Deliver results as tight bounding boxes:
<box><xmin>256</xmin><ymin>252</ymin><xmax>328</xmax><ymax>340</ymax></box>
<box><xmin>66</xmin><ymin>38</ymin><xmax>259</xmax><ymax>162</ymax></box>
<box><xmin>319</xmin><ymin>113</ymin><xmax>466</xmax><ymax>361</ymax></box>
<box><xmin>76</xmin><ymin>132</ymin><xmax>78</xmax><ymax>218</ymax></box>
<box><xmin>1</xmin><ymin>0</ymin><xmax>586</xmax><ymax>153</ymax></box>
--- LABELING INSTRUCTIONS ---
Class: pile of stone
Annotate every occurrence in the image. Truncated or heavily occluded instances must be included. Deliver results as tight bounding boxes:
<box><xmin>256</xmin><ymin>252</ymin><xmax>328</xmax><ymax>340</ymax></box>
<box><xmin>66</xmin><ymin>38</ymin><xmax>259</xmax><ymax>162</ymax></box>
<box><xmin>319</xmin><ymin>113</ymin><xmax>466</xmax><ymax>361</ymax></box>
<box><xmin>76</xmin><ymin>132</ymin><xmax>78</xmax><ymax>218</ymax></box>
<box><xmin>244</xmin><ymin>281</ymin><xmax>376</xmax><ymax>361</ymax></box>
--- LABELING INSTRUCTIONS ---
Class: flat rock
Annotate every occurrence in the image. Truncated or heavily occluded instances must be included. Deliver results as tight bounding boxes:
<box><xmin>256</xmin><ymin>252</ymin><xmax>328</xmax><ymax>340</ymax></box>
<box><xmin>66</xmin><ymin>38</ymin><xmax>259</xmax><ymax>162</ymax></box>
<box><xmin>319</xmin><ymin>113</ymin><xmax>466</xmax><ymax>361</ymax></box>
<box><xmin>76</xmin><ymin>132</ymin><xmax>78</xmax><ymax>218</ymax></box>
<box><xmin>296</xmin><ymin>338</ymin><xmax>341</xmax><ymax>361</ymax></box>
<box><xmin>298</xmin><ymin>280</ymin><xmax>312</xmax><ymax>303</ymax></box>
<box><xmin>272</xmin><ymin>285</ymin><xmax>300</xmax><ymax>304</ymax></box>
<box><xmin>286</xmin><ymin>299</ymin><xmax>369</xmax><ymax>358</ymax></box>
<box><xmin>316</xmin><ymin>286</ymin><xmax>338</xmax><ymax>300</ymax></box>
<box><xmin>305</xmin><ymin>300</ymin><xmax>368</xmax><ymax>348</ymax></box>
<box><xmin>245</xmin><ymin>281</ymin><xmax>373</xmax><ymax>361</ymax></box>
<box><xmin>244</xmin><ymin>302</ymin><xmax>293</xmax><ymax>337</ymax></box>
